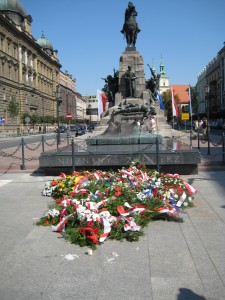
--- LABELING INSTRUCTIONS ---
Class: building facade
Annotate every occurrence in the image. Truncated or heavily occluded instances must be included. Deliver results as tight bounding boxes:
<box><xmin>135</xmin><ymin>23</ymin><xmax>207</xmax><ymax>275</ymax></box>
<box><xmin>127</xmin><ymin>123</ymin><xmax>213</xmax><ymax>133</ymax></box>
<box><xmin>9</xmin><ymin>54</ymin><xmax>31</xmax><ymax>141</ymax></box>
<box><xmin>0</xmin><ymin>0</ymin><xmax>62</xmax><ymax>132</ymax></box>
<box><xmin>59</xmin><ymin>71</ymin><xmax>86</xmax><ymax>120</ymax></box>
<box><xmin>196</xmin><ymin>43</ymin><xmax>225</xmax><ymax>119</ymax></box>
<box><xmin>82</xmin><ymin>95</ymin><xmax>98</xmax><ymax>124</ymax></box>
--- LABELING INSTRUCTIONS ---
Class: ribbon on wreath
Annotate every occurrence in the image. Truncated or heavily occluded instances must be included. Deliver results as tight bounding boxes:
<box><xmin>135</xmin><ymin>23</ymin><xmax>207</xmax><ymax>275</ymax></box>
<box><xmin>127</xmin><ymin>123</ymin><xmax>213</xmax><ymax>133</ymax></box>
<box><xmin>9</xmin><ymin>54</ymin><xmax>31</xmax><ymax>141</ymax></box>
<box><xmin>124</xmin><ymin>217</ymin><xmax>141</xmax><ymax>231</ymax></box>
<box><xmin>181</xmin><ymin>179</ymin><xmax>198</xmax><ymax>195</ymax></box>
<box><xmin>120</xmin><ymin>170</ymin><xmax>135</xmax><ymax>179</ymax></box>
<box><xmin>51</xmin><ymin>213</ymin><xmax>75</xmax><ymax>232</ymax></box>
<box><xmin>98</xmin><ymin>210</ymin><xmax>116</xmax><ymax>242</ymax></box>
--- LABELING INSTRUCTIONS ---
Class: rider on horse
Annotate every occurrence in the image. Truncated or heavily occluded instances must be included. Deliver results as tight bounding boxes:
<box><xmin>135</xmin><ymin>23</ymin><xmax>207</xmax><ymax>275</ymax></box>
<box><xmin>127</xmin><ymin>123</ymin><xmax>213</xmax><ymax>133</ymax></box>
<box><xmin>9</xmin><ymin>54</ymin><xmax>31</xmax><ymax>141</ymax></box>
<box><xmin>121</xmin><ymin>2</ymin><xmax>141</xmax><ymax>34</ymax></box>
<box><xmin>121</xmin><ymin>2</ymin><xmax>141</xmax><ymax>47</ymax></box>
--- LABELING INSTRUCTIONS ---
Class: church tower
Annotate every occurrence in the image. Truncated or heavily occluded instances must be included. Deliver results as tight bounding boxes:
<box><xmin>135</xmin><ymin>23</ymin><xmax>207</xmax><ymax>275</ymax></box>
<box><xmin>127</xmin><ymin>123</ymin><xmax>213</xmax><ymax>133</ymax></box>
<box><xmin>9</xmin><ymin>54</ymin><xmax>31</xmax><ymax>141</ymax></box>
<box><xmin>159</xmin><ymin>57</ymin><xmax>170</xmax><ymax>94</ymax></box>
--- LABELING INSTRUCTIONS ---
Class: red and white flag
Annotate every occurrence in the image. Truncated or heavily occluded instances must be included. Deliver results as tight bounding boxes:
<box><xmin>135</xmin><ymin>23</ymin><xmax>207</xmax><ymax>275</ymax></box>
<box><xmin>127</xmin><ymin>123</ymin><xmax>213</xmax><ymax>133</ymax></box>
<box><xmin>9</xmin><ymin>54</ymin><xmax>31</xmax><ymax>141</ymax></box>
<box><xmin>97</xmin><ymin>90</ymin><xmax>107</xmax><ymax>116</ymax></box>
<box><xmin>171</xmin><ymin>87</ymin><xmax>178</xmax><ymax>117</ymax></box>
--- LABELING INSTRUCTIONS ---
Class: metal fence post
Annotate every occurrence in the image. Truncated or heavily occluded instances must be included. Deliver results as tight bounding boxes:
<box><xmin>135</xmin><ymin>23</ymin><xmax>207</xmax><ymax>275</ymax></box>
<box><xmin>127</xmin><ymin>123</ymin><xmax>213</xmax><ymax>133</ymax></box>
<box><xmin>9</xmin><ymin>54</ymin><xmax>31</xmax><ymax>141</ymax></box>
<box><xmin>222</xmin><ymin>133</ymin><xmax>225</xmax><ymax>165</ymax></box>
<box><xmin>197</xmin><ymin>130</ymin><xmax>200</xmax><ymax>150</ymax></box>
<box><xmin>71</xmin><ymin>138</ymin><xmax>75</xmax><ymax>172</ymax></box>
<box><xmin>21</xmin><ymin>138</ymin><xmax>26</xmax><ymax>170</ymax></box>
<box><xmin>156</xmin><ymin>137</ymin><xmax>160</xmax><ymax>172</ymax></box>
<box><xmin>41</xmin><ymin>135</ymin><xmax>45</xmax><ymax>153</ymax></box>
<box><xmin>67</xmin><ymin>130</ymin><xmax>70</xmax><ymax>146</ymax></box>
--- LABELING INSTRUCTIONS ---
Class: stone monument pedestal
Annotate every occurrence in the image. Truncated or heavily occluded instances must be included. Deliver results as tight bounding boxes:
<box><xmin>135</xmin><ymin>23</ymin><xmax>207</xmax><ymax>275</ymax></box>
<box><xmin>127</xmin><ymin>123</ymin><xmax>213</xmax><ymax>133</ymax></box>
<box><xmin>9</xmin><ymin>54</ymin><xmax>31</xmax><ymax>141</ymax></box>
<box><xmin>39</xmin><ymin>44</ymin><xmax>201</xmax><ymax>175</ymax></box>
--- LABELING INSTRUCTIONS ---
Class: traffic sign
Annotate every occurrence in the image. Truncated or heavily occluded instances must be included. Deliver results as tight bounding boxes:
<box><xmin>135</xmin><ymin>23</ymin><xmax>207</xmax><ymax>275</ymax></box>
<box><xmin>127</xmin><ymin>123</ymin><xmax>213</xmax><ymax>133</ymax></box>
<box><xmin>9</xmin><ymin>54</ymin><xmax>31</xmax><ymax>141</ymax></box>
<box><xmin>0</xmin><ymin>116</ymin><xmax>5</xmax><ymax>124</ymax></box>
<box><xmin>25</xmin><ymin>116</ymin><xmax>30</xmax><ymax>124</ymax></box>
<box><xmin>181</xmin><ymin>113</ymin><xmax>189</xmax><ymax>121</ymax></box>
<box><xmin>66</xmin><ymin>113</ymin><xmax>72</xmax><ymax>120</ymax></box>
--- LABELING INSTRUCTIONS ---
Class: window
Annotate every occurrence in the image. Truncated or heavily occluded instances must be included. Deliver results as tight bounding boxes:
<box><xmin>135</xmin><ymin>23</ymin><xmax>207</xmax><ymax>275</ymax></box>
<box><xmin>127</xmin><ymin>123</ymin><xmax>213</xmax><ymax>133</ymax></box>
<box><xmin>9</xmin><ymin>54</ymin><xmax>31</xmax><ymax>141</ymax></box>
<box><xmin>8</xmin><ymin>65</ymin><xmax>11</xmax><ymax>80</ymax></box>
<box><xmin>0</xmin><ymin>36</ymin><xmax>3</xmax><ymax>50</ymax></box>
<box><xmin>8</xmin><ymin>42</ymin><xmax>11</xmax><ymax>56</ymax></box>
<box><xmin>1</xmin><ymin>62</ymin><xmax>5</xmax><ymax>77</ymax></box>
<box><xmin>182</xmin><ymin>105</ymin><xmax>189</xmax><ymax>113</ymax></box>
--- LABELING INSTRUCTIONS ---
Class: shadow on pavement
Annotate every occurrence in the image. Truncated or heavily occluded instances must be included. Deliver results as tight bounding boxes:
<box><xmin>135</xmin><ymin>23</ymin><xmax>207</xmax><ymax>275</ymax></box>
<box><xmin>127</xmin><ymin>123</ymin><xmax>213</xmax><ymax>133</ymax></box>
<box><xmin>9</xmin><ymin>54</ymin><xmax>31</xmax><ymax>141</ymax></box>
<box><xmin>177</xmin><ymin>288</ymin><xmax>206</xmax><ymax>300</ymax></box>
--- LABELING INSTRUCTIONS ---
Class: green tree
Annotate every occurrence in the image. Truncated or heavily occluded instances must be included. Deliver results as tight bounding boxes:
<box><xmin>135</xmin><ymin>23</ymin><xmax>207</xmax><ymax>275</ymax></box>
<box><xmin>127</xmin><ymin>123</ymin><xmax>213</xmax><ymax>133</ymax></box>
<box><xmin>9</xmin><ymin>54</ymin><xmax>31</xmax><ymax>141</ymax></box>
<box><xmin>21</xmin><ymin>112</ymin><xmax>31</xmax><ymax>125</ymax></box>
<box><xmin>188</xmin><ymin>85</ymin><xmax>198</xmax><ymax>115</ymax></box>
<box><xmin>30</xmin><ymin>114</ymin><xmax>40</xmax><ymax>126</ymax></box>
<box><xmin>161</xmin><ymin>90</ymin><xmax>180</xmax><ymax>122</ymax></box>
<box><xmin>7</xmin><ymin>96</ymin><xmax>19</xmax><ymax>129</ymax></box>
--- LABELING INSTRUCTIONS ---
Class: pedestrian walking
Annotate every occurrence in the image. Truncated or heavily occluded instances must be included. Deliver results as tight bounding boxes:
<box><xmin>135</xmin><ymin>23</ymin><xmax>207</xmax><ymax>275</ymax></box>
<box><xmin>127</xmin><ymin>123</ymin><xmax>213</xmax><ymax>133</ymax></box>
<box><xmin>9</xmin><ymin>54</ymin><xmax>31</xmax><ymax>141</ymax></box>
<box><xmin>201</xmin><ymin>117</ymin><xmax>208</xmax><ymax>139</ymax></box>
<box><xmin>148</xmin><ymin>115</ymin><xmax>156</xmax><ymax>133</ymax></box>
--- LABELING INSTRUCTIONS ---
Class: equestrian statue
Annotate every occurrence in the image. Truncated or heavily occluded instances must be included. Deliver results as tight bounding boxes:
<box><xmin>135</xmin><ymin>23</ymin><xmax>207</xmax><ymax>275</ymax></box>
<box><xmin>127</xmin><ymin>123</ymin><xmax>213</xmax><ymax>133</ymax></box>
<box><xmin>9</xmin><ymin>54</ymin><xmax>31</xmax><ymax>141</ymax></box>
<box><xmin>121</xmin><ymin>2</ymin><xmax>141</xmax><ymax>47</ymax></box>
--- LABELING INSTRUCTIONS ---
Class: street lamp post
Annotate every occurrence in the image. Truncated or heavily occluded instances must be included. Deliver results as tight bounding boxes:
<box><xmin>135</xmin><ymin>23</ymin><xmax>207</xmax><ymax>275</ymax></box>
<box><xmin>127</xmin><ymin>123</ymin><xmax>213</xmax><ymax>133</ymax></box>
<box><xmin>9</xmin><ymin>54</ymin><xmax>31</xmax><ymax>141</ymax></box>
<box><xmin>88</xmin><ymin>103</ymin><xmax>92</xmax><ymax>131</ymax></box>
<box><xmin>205</xmin><ymin>84</ymin><xmax>211</xmax><ymax>155</ymax></box>
<box><xmin>56</xmin><ymin>85</ymin><xmax>62</xmax><ymax>149</ymax></box>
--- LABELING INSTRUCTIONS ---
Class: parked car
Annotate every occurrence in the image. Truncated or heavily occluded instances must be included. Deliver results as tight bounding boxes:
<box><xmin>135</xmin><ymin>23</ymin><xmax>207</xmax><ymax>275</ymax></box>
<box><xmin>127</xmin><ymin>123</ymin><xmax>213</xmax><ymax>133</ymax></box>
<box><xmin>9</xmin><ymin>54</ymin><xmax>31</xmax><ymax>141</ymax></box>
<box><xmin>55</xmin><ymin>126</ymin><xmax>67</xmax><ymax>133</ymax></box>
<box><xmin>70</xmin><ymin>125</ymin><xmax>79</xmax><ymax>131</ymax></box>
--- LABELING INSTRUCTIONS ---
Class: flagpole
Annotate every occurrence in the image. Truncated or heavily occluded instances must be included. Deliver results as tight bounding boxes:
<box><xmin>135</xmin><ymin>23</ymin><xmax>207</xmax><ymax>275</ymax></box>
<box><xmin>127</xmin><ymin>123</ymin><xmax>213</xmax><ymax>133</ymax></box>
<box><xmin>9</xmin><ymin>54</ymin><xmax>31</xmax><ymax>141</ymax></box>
<box><xmin>171</xmin><ymin>87</ymin><xmax>176</xmax><ymax>130</ymax></box>
<box><xmin>189</xmin><ymin>85</ymin><xmax>193</xmax><ymax>149</ymax></box>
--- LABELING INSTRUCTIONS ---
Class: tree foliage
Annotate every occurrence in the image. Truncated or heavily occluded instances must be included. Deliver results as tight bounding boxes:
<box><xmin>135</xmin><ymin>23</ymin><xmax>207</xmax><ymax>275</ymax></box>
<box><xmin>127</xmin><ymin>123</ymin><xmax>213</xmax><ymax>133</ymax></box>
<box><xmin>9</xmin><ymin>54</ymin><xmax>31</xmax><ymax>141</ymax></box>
<box><xmin>161</xmin><ymin>90</ymin><xmax>180</xmax><ymax>122</ymax></box>
<box><xmin>7</xmin><ymin>96</ymin><xmax>19</xmax><ymax>118</ymax></box>
<box><xmin>188</xmin><ymin>85</ymin><xmax>198</xmax><ymax>114</ymax></box>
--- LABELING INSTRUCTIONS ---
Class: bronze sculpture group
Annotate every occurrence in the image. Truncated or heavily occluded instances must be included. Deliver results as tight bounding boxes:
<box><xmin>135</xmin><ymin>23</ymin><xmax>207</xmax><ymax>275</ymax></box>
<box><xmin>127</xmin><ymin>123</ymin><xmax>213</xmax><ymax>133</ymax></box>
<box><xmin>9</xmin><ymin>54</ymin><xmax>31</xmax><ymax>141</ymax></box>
<box><xmin>99</xmin><ymin>2</ymin><xmax>160</xmax><ymax>124</ymax></box>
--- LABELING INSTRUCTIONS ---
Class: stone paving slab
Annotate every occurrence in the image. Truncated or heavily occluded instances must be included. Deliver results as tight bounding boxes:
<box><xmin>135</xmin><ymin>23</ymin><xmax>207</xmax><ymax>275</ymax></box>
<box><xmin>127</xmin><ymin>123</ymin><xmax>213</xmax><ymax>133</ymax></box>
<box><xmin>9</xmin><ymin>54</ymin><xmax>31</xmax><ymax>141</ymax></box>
<box><xmin>0</xmin><ymin>171</ymin><xmax>225</xmax><ymax>299</ymax></box>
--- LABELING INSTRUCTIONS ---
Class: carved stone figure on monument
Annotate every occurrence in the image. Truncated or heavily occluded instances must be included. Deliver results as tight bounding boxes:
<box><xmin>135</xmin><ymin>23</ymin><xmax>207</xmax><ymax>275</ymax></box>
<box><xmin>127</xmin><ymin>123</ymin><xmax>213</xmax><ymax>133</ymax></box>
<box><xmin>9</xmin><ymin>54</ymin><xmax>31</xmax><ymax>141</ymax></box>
<box><xmin>146</xmin><ymin>64</ymin><xmax>161</xmax><ymax>103</ymax></box>
<box><xmin>125</xmin><ymin>65</ymin><xmax>136</xmax><ymax>97</ymax></box>
<box><xmin>101</xmin><ymin>69</ymin><xmax>119</xmax><ymax>107</ymax></box>
<box><xmin>121</xmin><ymin>1</ymin><xmax>141</xmax><ymax>47</ymax></box>
<box><xmin>113</xmin><ymin>103</ymin><xmax>155</xmax><ymax>121</ymax></box>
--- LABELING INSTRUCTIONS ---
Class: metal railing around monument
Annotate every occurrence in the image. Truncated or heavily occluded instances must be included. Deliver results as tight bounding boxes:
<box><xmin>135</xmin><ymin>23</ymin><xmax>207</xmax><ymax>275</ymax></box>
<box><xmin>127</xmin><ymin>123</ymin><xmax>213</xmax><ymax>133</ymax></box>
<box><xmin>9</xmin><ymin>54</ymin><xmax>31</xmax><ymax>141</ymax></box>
<box><xmin>1</xmin><ymin>131</ymin><xmax>225</xmax><ymax>174</ymax></box>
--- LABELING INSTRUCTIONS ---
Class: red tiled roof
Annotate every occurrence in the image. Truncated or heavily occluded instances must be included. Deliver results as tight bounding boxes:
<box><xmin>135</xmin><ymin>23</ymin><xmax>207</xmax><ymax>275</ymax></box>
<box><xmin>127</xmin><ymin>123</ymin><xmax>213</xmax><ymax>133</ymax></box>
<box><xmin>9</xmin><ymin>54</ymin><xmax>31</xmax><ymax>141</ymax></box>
<box><xmin>170</xmin><ymin>85</ymin><xmax>189</xmax><ymax>104</ymax></box>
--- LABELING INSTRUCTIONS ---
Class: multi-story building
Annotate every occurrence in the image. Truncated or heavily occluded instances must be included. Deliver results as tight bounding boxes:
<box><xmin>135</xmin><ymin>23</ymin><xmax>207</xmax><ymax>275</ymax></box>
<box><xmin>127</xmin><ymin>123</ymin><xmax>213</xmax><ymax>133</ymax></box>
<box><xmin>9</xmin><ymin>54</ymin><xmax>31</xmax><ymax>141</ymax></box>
<box><xmin>0</xmin><ymin>0</ymin><xmax>62</xmax><ymax>132</ymax></box>
<box><xmin>196</xmin><ymin>42</ymin><xmax>225</xmax><ymax>119</ymax></box>
<box><xmin>59</xmin><ymin>71</ymin><xmax>86</xmax><ymax>120</ymax></box>
<box><xmin>82</xmin><ymin>95</ymin><xmax>98</xmax><ymax>124</ymax></box>
<box><xmin>0</xmin><ymin>0</ymin><xmax>86</xmax><ymax>133</ymax></box>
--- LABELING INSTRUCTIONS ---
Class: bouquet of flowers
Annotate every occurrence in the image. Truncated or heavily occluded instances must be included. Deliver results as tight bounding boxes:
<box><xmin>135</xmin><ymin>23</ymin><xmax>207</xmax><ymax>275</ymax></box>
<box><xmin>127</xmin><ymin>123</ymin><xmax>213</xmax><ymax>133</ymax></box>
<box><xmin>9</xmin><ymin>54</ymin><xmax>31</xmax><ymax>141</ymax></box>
<box><xmin>38</xmin><ymin>162</ymin><xmax>197</xmax><ymax>249</ymax></box>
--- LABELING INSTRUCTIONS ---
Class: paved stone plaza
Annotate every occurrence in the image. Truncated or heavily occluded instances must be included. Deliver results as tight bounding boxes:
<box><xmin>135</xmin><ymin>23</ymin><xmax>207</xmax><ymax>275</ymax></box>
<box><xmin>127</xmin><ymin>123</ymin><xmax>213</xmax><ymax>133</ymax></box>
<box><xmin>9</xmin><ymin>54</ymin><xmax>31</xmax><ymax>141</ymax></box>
<box><xmin>0</xmin><ymin>128</ymin><xmax>225</xmax><ymax>299</ymax></box>
<box><xmin>0</xmin><ymin>170</ymin><xmax>225</xmax><ymax>299</ymax></box>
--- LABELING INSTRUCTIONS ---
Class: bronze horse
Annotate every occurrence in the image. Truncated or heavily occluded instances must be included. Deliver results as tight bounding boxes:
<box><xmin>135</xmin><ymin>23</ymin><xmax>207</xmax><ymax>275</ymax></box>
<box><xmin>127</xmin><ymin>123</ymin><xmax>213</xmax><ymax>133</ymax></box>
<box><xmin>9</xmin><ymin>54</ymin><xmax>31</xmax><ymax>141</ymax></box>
<box><xmin>124</xmin><ymin>15</ymin><xmax>138</xmax><ymax>47</ymax></box>
<box><xmin>121</xmin><ymin>2</ymin><xmax>141</xmax><ymax>47</ymax></box>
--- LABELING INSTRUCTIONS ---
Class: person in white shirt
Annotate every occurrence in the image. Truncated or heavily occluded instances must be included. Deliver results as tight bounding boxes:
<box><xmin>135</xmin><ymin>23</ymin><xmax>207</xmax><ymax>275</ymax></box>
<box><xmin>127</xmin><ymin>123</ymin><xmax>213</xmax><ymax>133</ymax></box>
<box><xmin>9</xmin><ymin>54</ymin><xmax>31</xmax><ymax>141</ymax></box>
<box><xmin>148</xmin><ymin>115</ymin><xmax>156</xmax><ymax>133</ymax></box>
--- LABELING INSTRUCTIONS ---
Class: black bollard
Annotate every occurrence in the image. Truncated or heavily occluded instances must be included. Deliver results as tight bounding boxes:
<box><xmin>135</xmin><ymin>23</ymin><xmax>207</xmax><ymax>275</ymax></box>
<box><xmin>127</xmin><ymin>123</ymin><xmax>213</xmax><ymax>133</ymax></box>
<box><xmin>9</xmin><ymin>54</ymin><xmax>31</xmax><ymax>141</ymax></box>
<box><xmin>71</xmin><ymin>138</ymin><xmax>75</xmax><ymax>172</ymax></box>
<box><xmin>222</xmin><ymin>133</ymin><xmax>225</xmax><ymax>165</ymax></box>
<box><xmin>156</xmin><ymin>137</ymin><xmax>160</xmax><ymax>172</ymax></box>
<box><xmin>41</xmin><ymin>135</ymin><xmax>45</xmax><ymax>153</ymax></box>
<box><xmin>67</xmin><ymin>131</ymin><xmax>70</xmax><ymax>146</ymax></box>
<box><xmin>21</xmin><ymin>138</ymin><xmax>26</xmax><ymax>170</ymax></box>
<box><xmin>197</xmin><ymin>130</ymin><xmax>200</xmax><ymax>150</ymax></box>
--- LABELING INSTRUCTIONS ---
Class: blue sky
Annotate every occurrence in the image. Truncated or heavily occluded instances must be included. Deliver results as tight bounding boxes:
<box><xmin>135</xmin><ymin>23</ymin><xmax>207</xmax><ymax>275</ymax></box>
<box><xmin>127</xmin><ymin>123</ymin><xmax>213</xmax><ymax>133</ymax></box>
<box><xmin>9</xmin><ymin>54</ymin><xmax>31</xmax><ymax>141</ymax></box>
<box><xmin>21</xmin><ymin>0</ymin><xmax>225</xmax><ymax>96</ymax></box>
